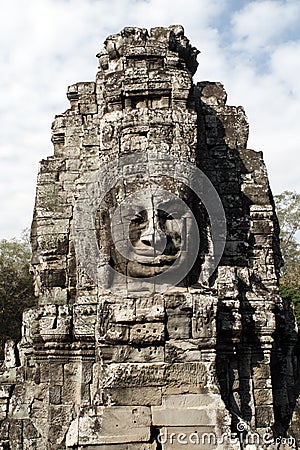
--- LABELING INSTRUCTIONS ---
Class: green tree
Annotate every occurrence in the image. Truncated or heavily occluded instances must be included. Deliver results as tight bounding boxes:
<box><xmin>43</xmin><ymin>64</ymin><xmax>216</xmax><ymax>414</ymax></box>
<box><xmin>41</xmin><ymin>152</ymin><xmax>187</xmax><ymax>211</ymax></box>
<box><xmin>0</xmin><ymin>231</ymin><xmax>36</xmax><ymax>358</ymax></box>
<box><xmin>274</xmin><ymin>191</ymin><xmax>300</xmax><ymax>325</ymax></box>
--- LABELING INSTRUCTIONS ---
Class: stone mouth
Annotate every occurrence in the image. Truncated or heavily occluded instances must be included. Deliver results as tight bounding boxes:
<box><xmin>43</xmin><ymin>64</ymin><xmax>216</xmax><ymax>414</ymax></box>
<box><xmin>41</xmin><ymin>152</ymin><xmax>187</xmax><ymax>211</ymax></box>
<box><xmin>130</xmin><ymin>252</ymin><xmax>179</xmax><ymax>266</ymax></box>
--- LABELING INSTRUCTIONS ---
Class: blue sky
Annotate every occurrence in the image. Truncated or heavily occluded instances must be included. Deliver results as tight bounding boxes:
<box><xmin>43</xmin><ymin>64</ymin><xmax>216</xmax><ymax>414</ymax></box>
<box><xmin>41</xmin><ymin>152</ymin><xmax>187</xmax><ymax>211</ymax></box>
<box><xmin>1</xmin><ymin>0</ymin><xmax>300</xmax><ymax>239</ymax></box>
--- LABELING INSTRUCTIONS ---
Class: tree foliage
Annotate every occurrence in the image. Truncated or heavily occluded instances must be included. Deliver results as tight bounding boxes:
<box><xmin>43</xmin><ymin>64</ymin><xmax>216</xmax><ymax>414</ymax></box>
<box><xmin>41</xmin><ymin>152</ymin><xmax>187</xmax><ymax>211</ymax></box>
<box><xmin>274</xmin><ymin>191</ymin><xmax>300</xmax><ymax>325</ymax></box>
<box><xmin>0</xmin><ymin>231</ymin><xmax>36</xmax><ymax>357</ymax></box>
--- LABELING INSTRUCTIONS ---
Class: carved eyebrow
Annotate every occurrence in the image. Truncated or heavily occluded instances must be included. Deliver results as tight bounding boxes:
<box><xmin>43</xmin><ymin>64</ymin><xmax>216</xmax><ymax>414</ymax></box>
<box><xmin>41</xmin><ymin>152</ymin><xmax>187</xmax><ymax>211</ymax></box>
<box><xmin>157</xmin><ymin>200</ymin><xmax>186</xmax><ymax>214</ymax></box>
<box><xmin>133</xmin><ymin>211</ymin><xmax>147</xmax><ymax>220</ymax></box>
<box><xmin>122</xmin><ymin>207</ymin><xmax>147</xmax><ymax>220</ymax></box>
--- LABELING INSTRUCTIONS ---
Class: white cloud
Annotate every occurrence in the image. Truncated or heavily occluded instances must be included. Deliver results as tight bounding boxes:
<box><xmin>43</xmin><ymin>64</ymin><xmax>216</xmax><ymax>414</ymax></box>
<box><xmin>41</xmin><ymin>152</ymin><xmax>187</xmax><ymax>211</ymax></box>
<box><xmin>0</xmin><ymin>0</ymin><xmax>300</xmax><ymax>238</ymax></box>
<box><xmin>271</xmin><ymin>40</ymin><xmax>300</xmax><ymax>97</ymax></box>
<box><xmin>231</xmin><ymin>0</ymin><xmax>300</xmax><ymax>53</ymax></box>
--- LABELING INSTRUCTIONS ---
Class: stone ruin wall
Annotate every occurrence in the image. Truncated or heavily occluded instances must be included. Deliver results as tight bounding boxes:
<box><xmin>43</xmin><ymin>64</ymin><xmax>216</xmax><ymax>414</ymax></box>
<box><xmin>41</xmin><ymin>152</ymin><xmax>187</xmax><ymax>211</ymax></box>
<box><xmin>0</xmin><ymin>26</ymin><xmax>299</xmax><ymax>449</ymax></box>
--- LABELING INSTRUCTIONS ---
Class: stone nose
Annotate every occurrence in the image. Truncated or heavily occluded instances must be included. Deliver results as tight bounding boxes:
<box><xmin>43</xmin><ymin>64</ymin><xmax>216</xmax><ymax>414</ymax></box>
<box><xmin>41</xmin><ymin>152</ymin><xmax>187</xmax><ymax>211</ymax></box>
<box><xmin>140</xmin><ymin>211</ymin><xmax>165</xmax><ymax>252</ymax></box>
<box><xmin>140</xmin><ymin>216</ymin><xmax>155</xmax><ymax>247</ymax></box>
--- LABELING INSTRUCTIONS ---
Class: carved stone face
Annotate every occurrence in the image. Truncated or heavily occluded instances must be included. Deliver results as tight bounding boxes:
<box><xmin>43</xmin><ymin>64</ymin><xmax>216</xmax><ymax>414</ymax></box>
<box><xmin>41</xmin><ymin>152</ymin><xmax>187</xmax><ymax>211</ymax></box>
<box><xmin>97</xmin><ymin>181</ymin><xmax>196</xmax><ymax>281</ymax></box>
<box><xmin>125</xmin><ymin>190</ymin><xmax>185</xmax><ymax>277</ymax></box>
<box><xmin>76</xmin><ymin>157</ymin><xmax>216</xmax><ymax>293</ymax></box>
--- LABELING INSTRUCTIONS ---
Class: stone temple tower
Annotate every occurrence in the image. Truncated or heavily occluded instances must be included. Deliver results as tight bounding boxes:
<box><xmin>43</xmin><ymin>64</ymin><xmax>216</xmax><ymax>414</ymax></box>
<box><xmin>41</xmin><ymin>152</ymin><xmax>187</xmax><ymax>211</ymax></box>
<box><xmin>0</xmin><ymin>26</ymin><xmax>299</xmax><ymax>449</ymax></box>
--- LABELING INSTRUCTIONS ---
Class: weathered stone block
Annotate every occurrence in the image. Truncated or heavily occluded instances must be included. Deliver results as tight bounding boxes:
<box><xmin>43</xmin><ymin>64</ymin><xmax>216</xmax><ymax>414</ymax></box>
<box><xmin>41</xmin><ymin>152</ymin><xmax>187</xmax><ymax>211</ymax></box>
<box><xmin>135</xmin><ymin>296</ymin><xmax>165</xmax><ymax>321</ymax></box>
<box><xmin>100</xmin><ymin>323</ymin><xmax>130</xmax><ymax>343</ymax></box>
<box><xmin>151</xmin><ymin>394</ymin><xmax>226</xmax><ymax>427</ymax></box>
<box><xmin>165</xmin><ymin>363</ymin><xmax>207</xmax><ymax>388</ymax></box>
<box><xmin>167</xmin><ymin>315</ymin><xmax>191</xmax><ymax>339</ymax></box>
<box><xmin>82</xmin><ymin>444</ymin><xmax>156</xmax><ymax>450</ymax></box>
<box><xmin>61</xmin><ymin>380</ymin><xmax>80</xmax><ymax>405</ymax></box>
<box><xmin>254</xmin><ymin>388</ymin><xmax>273</xmax><ymax>405</ymax></box>
<box><xmin>103</xmin><ymin>387</ymin><xmax>162</xmax><ymax>406</ymax></box>
<box><xmin>73</xmin><ymin>304</ymin><xmax>97</xmax><ymax>338</ymax></box>
<box><xmin>165</xmin><ymin>340</ymin><xmax>201</xmax><ymax>362</ymax></box>
<box><xmin>152</xmin><ymin>408</ymin><xmax>213</xmax><ymax>426</ymax></box>
<box><xmin>0</xmin><ymin>384</ymin><xmax>12</xmax><ymax>400</ymax></box>
<box><xmin>99</xmin><ymin>344</ymin><xmax>164</xmax><ymax>363</ymax></box>
<box><xmin>129</xmin><ymin>322</ymin><xmax>165</xmax><ymax>344</ymax></box>
<box><xmin>7</xmin><ymin>384</ymin><xmax>32</xmax><ymax>419</ymax></box>
<box><xmin>101</xmin><ymin>363</ymin><xmax>166</xmax><ymax>388</ymax></box>
<box><xmin>76</xmin><ymin>406</ymin><xmax>151</xmax><ymax>445</ymax></box>
<box><xmin>255</xmin><ymin>406</ymin><xmax>274</xmax><ymax>428</ymax></box>
<box><xmin>63</xmin><ymin>362</ymin><xmax>82</xmax><ymax>382</ymax></box>
<box><xmin>39</xmin><ymin>287</ymin><xmax>68</xmax><ymax>306</ymax></box>
<box><xmin>79</xmin><ymin>101</ymin><xmax>98</xmax><ymax>115</ymax></box>
<box><xmin>48</xmin><ymin>405</ymin><xmax>73</xmax><ymax>445</ymax></box>
<box><xmin>39</xmin><ymin>305</ymin><xmax>71</xmax><ymax>341</ymax></box>
<box><xmin>111</xmin><ymin>300</ymin><xmax>136</xmax><ymax>322</ymax></box>
<box><xmin>252</xmin><ymin>365</ymin><xmax>271</xmax><ymax>380</ymax></box>
<box><xmin>49</xmin><ymin>363</ymin><xmax>63</xmax><ymax>385</ymax></box>
<box><xmin>38</xmin><ymin>362</ymin><xmax>49</xmax><ymax>383</ymax></box>
<box><xmin>49</xmin><ymin>385</ymin><xmax>61</xmax><ymax>405</ymax></box>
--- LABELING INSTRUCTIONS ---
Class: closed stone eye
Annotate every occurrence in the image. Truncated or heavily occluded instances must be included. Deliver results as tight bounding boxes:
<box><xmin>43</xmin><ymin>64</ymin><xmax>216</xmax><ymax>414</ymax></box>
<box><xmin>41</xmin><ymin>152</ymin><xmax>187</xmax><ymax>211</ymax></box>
<box><xmin>132</xmin><ymin>211</ymin><xmax>147</xmax><ymax>224</ymax></box>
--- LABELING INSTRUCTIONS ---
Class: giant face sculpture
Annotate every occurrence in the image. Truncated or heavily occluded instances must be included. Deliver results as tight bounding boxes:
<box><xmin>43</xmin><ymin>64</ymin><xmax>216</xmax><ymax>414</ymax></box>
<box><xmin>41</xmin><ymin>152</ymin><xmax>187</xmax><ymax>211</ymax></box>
<box><xmin>110</xmin><ymin>187</ymin><xmax>188</xmax><ymax>278</ymax></box>
<box><xmin>74</xmin><ymin>152</ymin><xmax>224</xmax><ymax>294</ymax></box>
<box><xmin>95</xmin><ymin>174</ymin><xmax>208</xmax><ymax>291</ymax></box>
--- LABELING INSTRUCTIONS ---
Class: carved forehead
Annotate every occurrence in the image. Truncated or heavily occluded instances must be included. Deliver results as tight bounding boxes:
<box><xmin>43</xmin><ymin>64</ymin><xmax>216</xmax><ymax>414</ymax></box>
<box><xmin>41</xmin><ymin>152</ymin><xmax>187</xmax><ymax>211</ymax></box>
<box><xmin>100</xmin><ymin>175</ymin><xmax>191</xmax><ymax>208</ymax></box>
